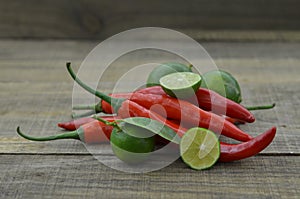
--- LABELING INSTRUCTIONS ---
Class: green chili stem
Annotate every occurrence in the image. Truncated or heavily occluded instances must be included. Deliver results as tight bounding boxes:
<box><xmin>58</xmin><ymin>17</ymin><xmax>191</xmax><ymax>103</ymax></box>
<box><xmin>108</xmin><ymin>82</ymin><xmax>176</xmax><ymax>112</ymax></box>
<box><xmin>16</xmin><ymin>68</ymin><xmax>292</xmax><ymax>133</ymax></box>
<box><xmin>66</xmin><ymin>62</ymin><xmax>124</xmax><ymax>112</ymax></box>
<box><xmin>73</xmin><ymin>102</ymin><xmax>102</xmax><ymax>112</ymax></box>
<box><xmin>17</xmin><ymin>126</ymin><xmax>80</xmax><ymax>141</ymax></box>
<box><xmin>71</xmin><ymin>110</ymin><xmax>95</xmax><ymax>119</ymax></box>
<box><xmin>245</xmin><ymin>103</ymin><xmax>275</xmax><ymax>111</ymax></box>
<box><xmin>73</xmin><ymin>104</ymin><xmax>96</xmax><ymax>110</ymax></box>
<box><xmin>93</xmin><ymin>116</ymin><xmax>117</xmax><ymax>127</ymax></box>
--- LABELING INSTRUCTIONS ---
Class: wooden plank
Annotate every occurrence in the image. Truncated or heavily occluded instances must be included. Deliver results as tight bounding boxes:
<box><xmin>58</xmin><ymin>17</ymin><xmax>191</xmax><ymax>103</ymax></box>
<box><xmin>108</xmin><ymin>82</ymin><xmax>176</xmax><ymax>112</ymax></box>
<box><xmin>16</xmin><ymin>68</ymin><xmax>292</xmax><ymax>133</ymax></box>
<box><xmin>0</xmin><ymin>154</ymin><xmax>299</xmax><ymax>198</ymax></box>
<box><xmin>0</xmin><ymin>40</ymin><xmax>299</xmax><ymax>154</ymax></box>
<box><xmin>1</xmin><ymin>0</ymin><xmax>300</xmax><ymax>40</ymax></box>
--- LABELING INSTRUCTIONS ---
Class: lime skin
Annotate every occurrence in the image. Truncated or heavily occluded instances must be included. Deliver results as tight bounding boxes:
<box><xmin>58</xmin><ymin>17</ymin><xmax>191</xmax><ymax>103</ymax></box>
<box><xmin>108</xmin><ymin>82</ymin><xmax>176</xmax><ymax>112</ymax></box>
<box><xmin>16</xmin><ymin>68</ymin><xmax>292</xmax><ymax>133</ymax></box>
<box><xmin>201</xmin><ymin>70</ymin><xmax>242</xmax><ymax>103</ymax></box>
<box><xmin>110</xmin><ymin>128</ymin><xmax>155</xmax><ymax>164</ymax></box>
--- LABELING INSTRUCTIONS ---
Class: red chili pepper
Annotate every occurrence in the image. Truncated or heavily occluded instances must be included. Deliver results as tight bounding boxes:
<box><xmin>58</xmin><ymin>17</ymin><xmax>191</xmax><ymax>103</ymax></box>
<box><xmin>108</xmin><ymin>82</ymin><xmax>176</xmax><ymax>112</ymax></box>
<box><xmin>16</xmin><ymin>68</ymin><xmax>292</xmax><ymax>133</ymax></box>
<box><xmin>219</xmin><ymin>126</ymin><xmax>276</xmax><ymax>162</ymax></box>
<box><xmin>136</xmin><ymin>86</ymin><xmax>255</xmax><ymax>123</ymax></box>
<box><xmin>17</xmin><ymin>120</ymin><xmax>113</xmax><ymax>144</ymax></box>
<box><xmin>146</xmin><ymin>118</ymin><xmax>276</xmax><ymax>162</ymax></box>
<box><xmin>67</xmin><ymin>63</ymin><xmax>252</xmax><ymax>142</ymax></box>
<box><xmin>194</xmin><ymin>88</ymin><xmax>255</xmax><ymax>123</ymax></box>
<box><xmin>129</xmin><ymin>93</ymin><xmax>252</xmax><ymax>141</ymax></box>
<box><xmin>136</xmin><ymin>86</ymin><xmax>250</xmax><ymax>124</ymax></box>
<box><xmin>58</xmin><ymin>116</ymin><xmax>117</xmax><ymax>131</ymax></box>
<box><xmin>169</xmin><ymin>122</ymin><xmax>276</xmax><ymax>162</ymax></box>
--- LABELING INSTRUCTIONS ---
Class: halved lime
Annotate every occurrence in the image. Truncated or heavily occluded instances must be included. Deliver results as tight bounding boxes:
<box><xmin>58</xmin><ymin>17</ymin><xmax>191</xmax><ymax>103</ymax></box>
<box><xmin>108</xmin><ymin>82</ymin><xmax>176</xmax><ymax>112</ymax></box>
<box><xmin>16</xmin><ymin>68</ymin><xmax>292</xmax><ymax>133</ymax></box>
<box><xmin>146</xmin><ymin>62</ymin><xmax>193</xmax><ymax>87</ymax></box>
<box><xmin>201</xmin><ymin>70</ymin><xmax>242</xmax><ymax>103</ymax></box>
<box><xmin>160</xmin><ymin>72</ymin><xmax>201</xmax><ymax>99</ymax></box>
<box><xmin>180</xmin><ymin>127</ymin><xmax>220</xmax><ymax>170</ymax></box>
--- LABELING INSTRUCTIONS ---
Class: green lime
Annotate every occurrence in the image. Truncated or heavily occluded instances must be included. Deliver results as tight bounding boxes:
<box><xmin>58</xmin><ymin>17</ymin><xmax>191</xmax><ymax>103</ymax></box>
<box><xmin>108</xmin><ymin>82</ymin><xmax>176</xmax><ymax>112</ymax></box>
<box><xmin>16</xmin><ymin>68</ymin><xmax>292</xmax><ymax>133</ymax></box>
<box><xmin>201</xmin><ymin>70</ymin><xmax>242</xmax><ymax>103</ymax></box>
<box><xmin>110</xmin><ymin>128</ymin><xmax>155</xmax><ymax>164</ymax></box>
<box><xmin>160</xmin><ymin>72</ymin><xmax>201</xmax><ymax>99</ymax></box>
<box><xmin>146</xmin><ymin>62</ymin><xmax>192</xmax><ymax>87</ymax></box>
<box><xmin>180</xmin><ymin>127</ymin><xmax>220</xmax><ymax>170</ymax></box>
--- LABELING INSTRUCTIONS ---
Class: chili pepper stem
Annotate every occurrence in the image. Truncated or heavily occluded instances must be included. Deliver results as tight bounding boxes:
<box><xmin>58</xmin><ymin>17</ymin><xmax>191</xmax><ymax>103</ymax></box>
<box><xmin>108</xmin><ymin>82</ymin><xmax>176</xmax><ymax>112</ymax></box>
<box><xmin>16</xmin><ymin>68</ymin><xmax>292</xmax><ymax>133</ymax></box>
<box><xmin>245</xmin><ymin>103</ymin><xmax>275</xmax><ymax>111</ymax></box>
<box><xmin>66</xmin><ymin>62</ymin><xmax>125</xmax><ymax>111</ymax></box>
<box><xmin>72</xmin><ymin>104</ymin><xmax>96</xmax><ymax>110</ymax></box>
<box><xmin>16</xmin><ymin>126</ymin><xmax>80</xmax><ymax>141</ymax></box>
<box><xmin>71</xmin><ymin>110</ymin><xmax>96</xmax><ymax>119</ymax></box>
<box><xmin>72</xmin><ymin>102</ymin><xmax>102</xmax><ymax>112</ymax></box>
<box><xmin>92</xmin><ymin>115</ymin><xmax>120</xmax><ymax>128</ymax></box>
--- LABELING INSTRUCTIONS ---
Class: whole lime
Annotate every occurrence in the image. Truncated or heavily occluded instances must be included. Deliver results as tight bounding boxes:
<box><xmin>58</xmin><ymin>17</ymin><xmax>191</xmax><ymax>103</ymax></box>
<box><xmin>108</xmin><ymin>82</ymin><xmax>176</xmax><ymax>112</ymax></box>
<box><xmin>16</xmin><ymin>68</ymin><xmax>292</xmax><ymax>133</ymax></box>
<box><xmin>201</xmin><ymin>70</ymin><xmax>242</xmax><ymax>103</ymax></box>
<box><xmin>110</xmin><ymin>128</ymin><xmax>155</xmax><ymax>164</ymax></box>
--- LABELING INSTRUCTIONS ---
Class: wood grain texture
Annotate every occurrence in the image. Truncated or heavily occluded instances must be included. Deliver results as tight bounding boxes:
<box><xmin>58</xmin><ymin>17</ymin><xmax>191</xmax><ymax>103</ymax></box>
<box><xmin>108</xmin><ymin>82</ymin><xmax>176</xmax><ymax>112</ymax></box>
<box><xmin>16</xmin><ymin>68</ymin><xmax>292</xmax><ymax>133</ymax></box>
<box><xmin>0</xmin><ymin>39</ymin><xmax>299</xmax><ymax>198</ymax></box>
<box><xmin>1</xmin><ymin>0</ymin><xmax>300</xmax><ymax>40</ymax></box>
<box><xmin>0</xmin><ymin>155</ymin><xmax>299</xmax><ymax>198</ymax></box>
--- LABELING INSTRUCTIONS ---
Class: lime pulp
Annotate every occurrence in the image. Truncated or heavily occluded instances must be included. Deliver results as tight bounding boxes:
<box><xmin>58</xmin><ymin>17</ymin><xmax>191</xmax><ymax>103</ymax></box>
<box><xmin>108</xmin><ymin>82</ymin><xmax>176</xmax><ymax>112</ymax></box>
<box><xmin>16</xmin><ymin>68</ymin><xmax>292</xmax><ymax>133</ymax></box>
<box><xmin>180</xmin><ymin>127</ymin><xmax>220</xmax><ymax>170</ymax></box>
<box><xmin>159</xmin><ymin>72</ymin><xmax>201</xmax><ymax>99</ymax></box>
<box><xmin>146</xmin><ymin>62</ymin><xmax>192</xmax><ymax>87</ymax></box>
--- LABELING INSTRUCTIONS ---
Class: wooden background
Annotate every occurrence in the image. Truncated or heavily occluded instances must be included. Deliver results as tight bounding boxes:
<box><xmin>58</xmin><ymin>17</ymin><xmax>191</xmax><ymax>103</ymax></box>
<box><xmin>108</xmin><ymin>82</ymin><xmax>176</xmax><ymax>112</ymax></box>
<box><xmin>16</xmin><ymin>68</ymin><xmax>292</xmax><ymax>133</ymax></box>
<box><xmin>1</xmin><ymin>0</ymin><xmax>300</xmax><ymax>41</ymax></box>
<box><xmin>0</xmin><ymin>0</ymin><xmax>299</xmax><ymax>198</ymax></box>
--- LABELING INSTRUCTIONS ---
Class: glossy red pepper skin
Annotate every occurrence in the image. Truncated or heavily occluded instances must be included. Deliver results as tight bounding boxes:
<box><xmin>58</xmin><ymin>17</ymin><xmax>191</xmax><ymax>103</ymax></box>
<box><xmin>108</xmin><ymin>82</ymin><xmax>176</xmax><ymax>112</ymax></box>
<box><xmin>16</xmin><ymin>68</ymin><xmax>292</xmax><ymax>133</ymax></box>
<box><xmin>223</xmin><ymin>115</ymin><xmax>246</xmax><ymax>125</ymax></box>
<box><xmin>101</xmin><ymin>93</ymin><xmax>132</xmax><ymax>114</ymax></box>
<box><xmin>194</xmin><ymin>88</ymin><xmax>255</xmax><ymax>123</ymax></box>
<box><xmin>137</xmin><ymin>86</ymin><xmax>255</xmax><ymax>123</ymax></box>
<box><xmin>219</xmin><ymin>127</ymin><xmax>276</xmax><ymax>162</ymax></box>
<box><xmin>117</xmin><ymin>100</ymin><xmax>186</xmax><ymax>137</ymax></box>
<box><xmin>79</xmin><ymin>120</ymin><xmax>113</xmax><ymax>144</ymax></box>
<box><xmin>58</xmin><ymin>117</ymin><xmax>95</xmax><ymax>130</ymax></box>
<box><xmin>58</xmin><ymin>116</ymin><xmax>118</xmax><ymax>131</ymax></box>
<box><xmin>129</xmin><ymin>93</ymin><xmax>252</xmax><ymax>142</ymax></box>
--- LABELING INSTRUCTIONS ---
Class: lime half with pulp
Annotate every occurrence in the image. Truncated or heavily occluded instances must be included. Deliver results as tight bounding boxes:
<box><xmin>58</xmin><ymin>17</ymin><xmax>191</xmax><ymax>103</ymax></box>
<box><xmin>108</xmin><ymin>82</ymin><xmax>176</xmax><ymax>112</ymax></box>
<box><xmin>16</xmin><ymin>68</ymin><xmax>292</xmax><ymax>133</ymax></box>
<box><xmin>160</xmin><ymin>72</ymin><xmax>201</xmax><ymax>99</ymax></box>
<box><xmin>180</xmin><ymin>127</ymin><xmax>220</xmax><ymax>170</ymax></box>
<box><xmin>146</xmin><ymin>62</ymin><xmax>192</xmax><ymax>87</ymax></box>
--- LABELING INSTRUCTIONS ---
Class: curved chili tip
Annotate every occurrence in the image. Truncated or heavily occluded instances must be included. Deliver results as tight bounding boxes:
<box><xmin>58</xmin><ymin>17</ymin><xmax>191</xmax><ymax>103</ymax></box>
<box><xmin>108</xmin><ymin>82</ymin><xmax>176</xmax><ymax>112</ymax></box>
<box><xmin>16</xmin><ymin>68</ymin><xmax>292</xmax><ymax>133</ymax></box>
<box><xmin>247</xmin><ymin>115</ymin><xmax>256</xmax><ymax>123</ymax></box>
<box><xmin>219</xmin><ymin>126</ymin><xmax>276</xmax><ymax>162</ymax></box>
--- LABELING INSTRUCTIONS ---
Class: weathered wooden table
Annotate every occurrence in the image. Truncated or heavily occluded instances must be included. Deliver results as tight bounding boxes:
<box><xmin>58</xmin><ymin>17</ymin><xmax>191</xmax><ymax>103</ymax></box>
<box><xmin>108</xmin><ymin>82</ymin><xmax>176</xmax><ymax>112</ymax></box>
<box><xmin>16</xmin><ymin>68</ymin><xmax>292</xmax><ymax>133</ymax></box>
<box><xmin>1</xmin><ymin>38</ymin><xmax>299</xmax><ymax>198</ymax></box>
<box><xmin>1</xmin><ymin>0</ymin><xmax>300</xmax><ymax>197</ymax></box>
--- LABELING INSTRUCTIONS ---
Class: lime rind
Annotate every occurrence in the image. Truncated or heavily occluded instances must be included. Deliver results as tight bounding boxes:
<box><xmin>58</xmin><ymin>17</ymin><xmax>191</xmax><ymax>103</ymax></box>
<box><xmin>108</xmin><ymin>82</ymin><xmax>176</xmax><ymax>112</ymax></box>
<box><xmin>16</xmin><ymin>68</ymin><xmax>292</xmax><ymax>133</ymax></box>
<box><xmin>110</xmin><ymin>141</ymin><xmax>153</xmax><ymax>164</ymax></box>
<box><xmin>110</xmin><ymin>128</ymin><xmax>155</xmax><ymax>164</ymax></box>
<box><xmin>180</xmin><ymin>127</ymin><xmax>220</xmax><ymax>170</ymax></box>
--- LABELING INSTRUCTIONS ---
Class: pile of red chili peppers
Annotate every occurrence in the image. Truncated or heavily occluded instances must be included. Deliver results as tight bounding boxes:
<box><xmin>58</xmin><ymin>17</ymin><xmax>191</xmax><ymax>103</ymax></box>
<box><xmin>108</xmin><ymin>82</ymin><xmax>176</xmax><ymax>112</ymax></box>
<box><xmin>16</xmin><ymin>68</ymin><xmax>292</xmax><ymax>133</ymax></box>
<box><xmin>55</xmin><ymin>63</ymin><xmax>276</xmax><ymax>163</ymax></box>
